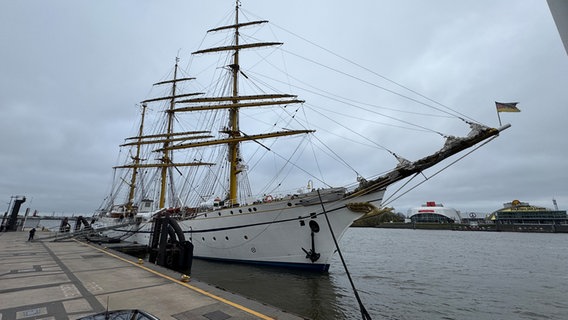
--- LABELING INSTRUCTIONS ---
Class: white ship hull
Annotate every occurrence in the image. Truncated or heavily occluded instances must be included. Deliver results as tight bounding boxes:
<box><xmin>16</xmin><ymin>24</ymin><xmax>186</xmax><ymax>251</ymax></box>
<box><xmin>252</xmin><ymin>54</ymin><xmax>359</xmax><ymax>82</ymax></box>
<box><xmin>97</xmin><ymin>188</ymin><xmax>383</xmax><ymax>271</ymax></box>
<box><xmin>179</xmin><ymin>188</ymin><xmax>384</xmax><ymax>271</ymax></box>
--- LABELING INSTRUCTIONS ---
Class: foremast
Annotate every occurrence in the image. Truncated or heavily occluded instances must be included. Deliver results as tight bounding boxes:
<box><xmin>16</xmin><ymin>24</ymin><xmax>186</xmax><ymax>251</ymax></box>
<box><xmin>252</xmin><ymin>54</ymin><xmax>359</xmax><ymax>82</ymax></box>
<box><xmin>115</xmin><ymin>59</ymin><xmax>214</xmax><ymax>212</ymax></box>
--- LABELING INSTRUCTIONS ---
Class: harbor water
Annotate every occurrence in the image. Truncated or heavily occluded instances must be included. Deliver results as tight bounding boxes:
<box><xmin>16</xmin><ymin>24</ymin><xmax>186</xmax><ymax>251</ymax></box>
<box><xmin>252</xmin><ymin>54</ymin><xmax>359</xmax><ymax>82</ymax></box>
<box><xmin>189</xmin><ymin>228</ymin><xmax>568</xmax><ymax>320</ymax></box>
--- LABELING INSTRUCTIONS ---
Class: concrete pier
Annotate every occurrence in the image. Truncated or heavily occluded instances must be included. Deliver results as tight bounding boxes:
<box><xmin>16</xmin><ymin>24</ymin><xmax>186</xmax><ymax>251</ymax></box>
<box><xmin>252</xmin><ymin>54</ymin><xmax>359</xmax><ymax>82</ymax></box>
<box><xmin>0</xmin><ymin>231</ymin><xmax>305</xmax><ymax>320</ymax></box>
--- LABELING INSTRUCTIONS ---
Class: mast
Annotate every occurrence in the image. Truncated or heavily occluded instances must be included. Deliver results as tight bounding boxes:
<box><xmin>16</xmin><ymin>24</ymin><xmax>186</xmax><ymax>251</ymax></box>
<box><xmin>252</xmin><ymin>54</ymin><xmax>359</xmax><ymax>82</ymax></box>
<box><xmin>126</xmin><ymin>104</ymin><xmax>147</xmax><ymax>213</ymax></box>
<box><xmin>159</xmin><ymin>57</ymin><xmax>180</xmax><ymax>208</ymax></box>
<box><xmin>114</xmin><ymin>60</ymin><xmax>213</xmax><ymax>212</ymax></box>
<box><xmin>189</xmin><ymin>1</ymin><xmax>292</xmax><ymax>205</ymax></box>
<box><xmin>118</xmin><ymin>61</ymin><xmax>212</xmax><ymax>209</ymax></box>
<box><xmin>228</xmin><ymin>0</ymin><xmax>241</xmax><ymax>204</ymax></box>
<box><xmin>180</xmin><ymin>1</ymin><xmax>311</xmax><ymax>205</ymax></box>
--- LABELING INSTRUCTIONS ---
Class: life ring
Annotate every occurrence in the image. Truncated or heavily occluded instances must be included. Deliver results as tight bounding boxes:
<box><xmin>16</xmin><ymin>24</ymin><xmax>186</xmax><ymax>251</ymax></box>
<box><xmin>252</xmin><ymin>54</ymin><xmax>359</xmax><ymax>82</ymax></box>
<box><xmin>264</xmin><ymin>195</ymin><xmax>273</xmax><ymax>203</ymax></box>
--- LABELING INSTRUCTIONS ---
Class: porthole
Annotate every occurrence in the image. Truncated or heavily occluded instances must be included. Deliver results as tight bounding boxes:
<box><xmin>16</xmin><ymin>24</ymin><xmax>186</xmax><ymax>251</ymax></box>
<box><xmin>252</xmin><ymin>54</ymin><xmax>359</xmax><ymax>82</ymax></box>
<box><xmin>248</xmin><ymin>208</ymin><xmax>252</xmax><ymax>212</ymax></box>
<box><xmin>287</xmin><ymin>202</ymin><xmax>292</xmax><ymax>207</ymax></box>
<box><xmin>218</xmin><ymin>212</ymin><xmax>221</xmax><ymax>216</ymax></box>
<box><xmin>244</xmin><ymin>235</ymin><xmax>248</xmax><ymax>240</ymax></box>
<box><xmin>230</xmin><ymin>211</ymin><xmax>234</xmax><ymax>214</ymax></box>
<box><xmin>213</xmin><ymin>237</ymin><xmax>216</xmax><ymax>241</ymax></box>
<box><xmin>204</xmin><ymin>214</ymin><xmax>207</xmax><ymax>217</ymax></box>
<box><xmin>253</xmin><ymin>207</ymin><xmax>257</xmax><ymax>211</ymax></box>
<box><xmin>239</xmin><ymin>209</ymin><xmax>243</xmax><ymax>213</ymax></box>
<box><xmin>225</xmin><ymin>236</ymin><xmax>229</xmax><ymax>240</ymax></box>
<box><xmin>201</xmin><ymin>237</ymin><xmax>205</xmax><ymax>241</ymax></box>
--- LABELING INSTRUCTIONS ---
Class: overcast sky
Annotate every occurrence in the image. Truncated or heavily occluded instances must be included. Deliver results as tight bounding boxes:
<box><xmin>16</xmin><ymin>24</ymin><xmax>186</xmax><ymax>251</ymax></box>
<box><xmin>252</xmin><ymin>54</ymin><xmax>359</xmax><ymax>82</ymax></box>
<box><xmin>1</xmin><ymin>0</ymin><xmax>567</xmax><ymax>217</ymax></box>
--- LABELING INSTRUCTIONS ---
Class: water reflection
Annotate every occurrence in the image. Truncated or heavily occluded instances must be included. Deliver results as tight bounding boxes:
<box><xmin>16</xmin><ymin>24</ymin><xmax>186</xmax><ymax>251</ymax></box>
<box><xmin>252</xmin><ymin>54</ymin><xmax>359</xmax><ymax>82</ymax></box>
<box><xmin>187</xmin><ymin>259</ymin><xmax>345</xmax><ymax>319</ymax></box>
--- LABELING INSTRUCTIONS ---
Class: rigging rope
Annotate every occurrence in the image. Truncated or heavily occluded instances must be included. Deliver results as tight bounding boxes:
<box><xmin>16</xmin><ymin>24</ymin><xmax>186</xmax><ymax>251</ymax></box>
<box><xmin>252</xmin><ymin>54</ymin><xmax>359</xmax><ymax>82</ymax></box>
<box><xmin>244</xmin><ymin>66</ymin><xmax>452</xmax><ymax>164</ymax></box>
<box><xmin>255</xmin><ymin>16</ymin><xmax>480</xmax><ymax>124</ymax></box>
<box><xmin>247</xmin><ymin>65</ymin><xmax>449</xmax><ymax>136</ymax></box>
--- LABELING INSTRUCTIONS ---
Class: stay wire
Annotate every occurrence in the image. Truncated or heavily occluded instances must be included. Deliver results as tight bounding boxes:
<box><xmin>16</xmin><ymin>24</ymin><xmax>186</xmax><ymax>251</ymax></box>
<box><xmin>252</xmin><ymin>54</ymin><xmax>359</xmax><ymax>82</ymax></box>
<box><xmin>317</xmin><ymin>190</ymin><xmax>372</xmax><ymax>320</ymax></box>
<box><xmin>247</xmin><ymin>63</ymin><xmax>447</xmax><ymax>138</ymax></box>
<box><xmin>259</xmin><ymin>16</ymin><xmax>479</xmax><ymax>124</ymax></box>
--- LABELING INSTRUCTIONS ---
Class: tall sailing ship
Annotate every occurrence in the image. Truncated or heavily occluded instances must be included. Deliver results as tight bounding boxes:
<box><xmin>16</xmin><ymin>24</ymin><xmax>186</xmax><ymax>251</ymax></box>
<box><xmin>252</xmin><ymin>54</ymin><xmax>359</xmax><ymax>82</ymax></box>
<box><xmin>96</xmin><ymin>2</ymin><xmax>509</xmax><ymax>271</ymax></box>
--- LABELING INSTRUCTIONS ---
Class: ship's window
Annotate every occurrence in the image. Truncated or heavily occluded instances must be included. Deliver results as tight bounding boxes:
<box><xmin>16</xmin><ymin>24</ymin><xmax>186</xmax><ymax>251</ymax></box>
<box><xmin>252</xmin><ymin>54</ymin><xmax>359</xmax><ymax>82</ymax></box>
<box><xmin>253</xmin><ymin>207</ymin><xmax>257</xmax><ymax>211</ymax></box>
<box><xmin>225</xmin><ymin>236</ymin><xmax>229</xmax><ymax>240</ymax></box>
<box><xmin>204</xmin><ymin>214</ymin><xmax>207</xmax><ymax>218</ymax></box>
<box><xmin>287</xmin><ymin>202</ymin><xmax>292</xmax><ymax>207</ymax></box>
<box><xmin>201</xmin><ymin>237</ymin><xmax>205</xmax><ymax>241</ymax></box>
<box><xmin>239</xmin><ymin>209</ymin><xmax>243</xmax><ymax>213</ymax></box>
<box><xmin>300</xmin><ymin>220</ymin><xmax>305</xmax><ymax>226</ymax></box>
<box><xmin>248</xmin><ymin>208</ymin><xmax>252</xmax><ymax>212</ymax></box>
<box><xmin>244</xmin><ymin>235</ymin><xmax>248</xmax><ymax>240</ymax></box>
<box><xmin>230</xmin><ymin>211</ymin><xmax>234</xmax><ymax>214</ymax></box>
<box><xmin>218</xmin><ymin>212</ymin><xmax>221</xmax><ymax>216</ymax></box>
<box><xmin>310</xmin><ymin>212</ymin><xmax>317</xmax><ymax>219</ymax></box>
<box><xmin>213</xmin><ymin>237</ymin><xmax>216</xmax><ymax>241</ymax></box>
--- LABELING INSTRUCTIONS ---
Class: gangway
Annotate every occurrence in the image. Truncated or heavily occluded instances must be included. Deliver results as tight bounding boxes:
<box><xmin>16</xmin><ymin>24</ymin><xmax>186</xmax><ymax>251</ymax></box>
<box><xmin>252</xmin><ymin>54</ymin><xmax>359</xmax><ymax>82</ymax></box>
<box><xmin>36</xmin><ymin>220</ymin><xmax>146</xmax><ymax>242</ymax></box>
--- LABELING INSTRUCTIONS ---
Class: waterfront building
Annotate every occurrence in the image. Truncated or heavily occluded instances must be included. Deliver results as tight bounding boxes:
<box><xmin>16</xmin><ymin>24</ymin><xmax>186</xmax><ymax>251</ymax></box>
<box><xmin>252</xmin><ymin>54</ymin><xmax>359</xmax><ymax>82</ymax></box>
<box><xmin>488</xmin><ymin>200</ymin><xmax>568</xmax><ymax>232</ymax></box>
<box><xmin>408</xmin><ymin>202</ymin><xmax>461</xmax><ymax>223</ymax></box>
<box><xmin>488</xmin><ymin>200</ymin><xmax>567</xmax><ymax>225</ymax></box>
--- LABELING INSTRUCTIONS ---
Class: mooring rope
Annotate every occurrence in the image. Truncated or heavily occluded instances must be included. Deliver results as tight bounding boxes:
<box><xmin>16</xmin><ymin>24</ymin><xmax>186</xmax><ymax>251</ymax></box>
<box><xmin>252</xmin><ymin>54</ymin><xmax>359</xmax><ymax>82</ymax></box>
<box><xmin>317</xmin><ymin>190</ymin><xmax>372</xmax><ymax>320</ymax></box>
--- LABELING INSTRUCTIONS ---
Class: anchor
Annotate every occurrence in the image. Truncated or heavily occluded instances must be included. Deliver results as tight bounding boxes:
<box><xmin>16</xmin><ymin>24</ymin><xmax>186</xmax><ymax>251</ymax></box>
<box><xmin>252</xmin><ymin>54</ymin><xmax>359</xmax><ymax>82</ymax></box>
<box><xmin>302</xmin><ymin>220</ymin><xmax>321</xmax><ymax>262</ymax></box>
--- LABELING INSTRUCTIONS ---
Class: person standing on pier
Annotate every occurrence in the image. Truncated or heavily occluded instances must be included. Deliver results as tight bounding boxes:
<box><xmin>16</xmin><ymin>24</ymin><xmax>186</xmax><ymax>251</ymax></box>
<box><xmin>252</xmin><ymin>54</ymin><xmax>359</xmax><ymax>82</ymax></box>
<box><xmin>28</xmin><ymin>228</ymin><xmax>36</xmax><ymax>241</ymax></box>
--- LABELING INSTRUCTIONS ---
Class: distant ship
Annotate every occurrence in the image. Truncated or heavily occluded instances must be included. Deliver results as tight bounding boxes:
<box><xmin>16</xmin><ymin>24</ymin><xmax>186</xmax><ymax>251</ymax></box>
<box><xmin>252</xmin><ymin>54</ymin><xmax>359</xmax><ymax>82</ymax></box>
<box><xmin>488</xmin><ymin>199</ymin><xmax>568</xmax><ymax>232</ymax></box>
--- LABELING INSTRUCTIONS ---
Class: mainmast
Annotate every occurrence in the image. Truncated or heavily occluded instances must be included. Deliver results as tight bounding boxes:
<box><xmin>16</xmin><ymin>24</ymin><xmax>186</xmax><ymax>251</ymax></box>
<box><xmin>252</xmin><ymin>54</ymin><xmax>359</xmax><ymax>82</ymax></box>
<box><xmin>228</xmin><ymin>1</ymin><xmax>241</xmax><ymax>205</ymax></box>
<box><xmin>186</xmin><ymin>1</ymin><xmax>312</xmax><ymax>206</ymax></box>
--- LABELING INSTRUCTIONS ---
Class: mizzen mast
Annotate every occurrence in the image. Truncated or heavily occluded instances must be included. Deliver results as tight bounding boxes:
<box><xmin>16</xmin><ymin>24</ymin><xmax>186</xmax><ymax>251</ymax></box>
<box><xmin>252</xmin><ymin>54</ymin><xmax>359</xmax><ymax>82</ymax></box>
<box><xmin>127</xmin><ymin>103</ymin><xmax>147</xmax><ymax>213</ymax></box>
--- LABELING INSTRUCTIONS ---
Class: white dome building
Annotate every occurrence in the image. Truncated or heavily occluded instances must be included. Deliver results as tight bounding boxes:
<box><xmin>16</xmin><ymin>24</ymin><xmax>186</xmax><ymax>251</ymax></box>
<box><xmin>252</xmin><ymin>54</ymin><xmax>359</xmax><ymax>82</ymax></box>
<box><xmin>408</xmin><ymin>201</ymin><xmax>461</xmax><ymax>223</ymax></box>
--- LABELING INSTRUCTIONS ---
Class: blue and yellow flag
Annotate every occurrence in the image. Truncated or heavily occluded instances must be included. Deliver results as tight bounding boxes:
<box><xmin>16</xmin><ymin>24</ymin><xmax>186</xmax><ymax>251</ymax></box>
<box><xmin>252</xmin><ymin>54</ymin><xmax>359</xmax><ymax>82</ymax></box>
<box><xmin>495</xmin><ymin>102</ymin><xmax>521</xmax><ymax>112</ymax></box>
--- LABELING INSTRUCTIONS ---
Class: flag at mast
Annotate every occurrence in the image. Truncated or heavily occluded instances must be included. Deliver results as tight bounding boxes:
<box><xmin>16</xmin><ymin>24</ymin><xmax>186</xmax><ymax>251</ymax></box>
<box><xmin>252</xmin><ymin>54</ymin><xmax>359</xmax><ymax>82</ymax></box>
<box><xmin>495</xmin><ymin>101</ymin><xmax>520</xmax><ymax>126</ymax></box>
<box><xmin>496</xmin><ymin>102</ymin><xmax>521</xmax><ymax>112</ymax></box>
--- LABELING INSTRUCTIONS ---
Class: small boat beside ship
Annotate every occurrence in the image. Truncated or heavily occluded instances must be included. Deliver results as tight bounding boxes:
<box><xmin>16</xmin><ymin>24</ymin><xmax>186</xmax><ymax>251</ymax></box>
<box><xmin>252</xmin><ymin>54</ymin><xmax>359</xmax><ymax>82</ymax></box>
<box><xmin>94</xmin><ymin>1</ymin><xmax>509</xmax><ymax>271</ymax></box>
